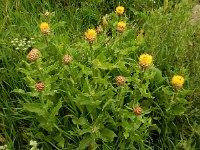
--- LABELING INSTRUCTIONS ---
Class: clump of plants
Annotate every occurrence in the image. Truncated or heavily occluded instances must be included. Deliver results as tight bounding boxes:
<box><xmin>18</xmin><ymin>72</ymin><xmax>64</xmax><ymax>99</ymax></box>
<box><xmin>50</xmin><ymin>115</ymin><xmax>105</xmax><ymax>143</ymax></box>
<box><xmin>9</xmin><ymin>4</ymin><xmax>191</xmax><ymax>150</ymax></box>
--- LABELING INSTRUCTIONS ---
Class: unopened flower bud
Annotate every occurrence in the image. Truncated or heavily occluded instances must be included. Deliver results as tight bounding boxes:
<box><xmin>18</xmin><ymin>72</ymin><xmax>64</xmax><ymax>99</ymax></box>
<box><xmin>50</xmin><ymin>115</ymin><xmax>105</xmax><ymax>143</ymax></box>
<box><xmin>96</xmin><ymin>25</ymin><xmax>103</xmax><ymax>34</ymax></box>
<box><xmin>27</xmin><ymin>48</ymin><xmax>39</xmax><ymax>62</ymax></box>
<box><xmin>45</xmin><ymin>11</ymin><xmax>49</xmax><ymax>17</ymax></box>
<box><xmin>115</xmin><ymin>76</ymin><xmax>125</xmax><ymax>86</ymax></box>
<box><xmin>63</xmin><ymin>55</ymin><xmax>73</xmax><ymax>64</ymax></box>
<box><xmin>133</xmin><ymin>106</ymin><xmax>142</xmax><ymax>116</ymax></box>
<box><xmin>35</xmin><ymin>82</ymin><xmax>45</xmax><ymax>91</ymax></box>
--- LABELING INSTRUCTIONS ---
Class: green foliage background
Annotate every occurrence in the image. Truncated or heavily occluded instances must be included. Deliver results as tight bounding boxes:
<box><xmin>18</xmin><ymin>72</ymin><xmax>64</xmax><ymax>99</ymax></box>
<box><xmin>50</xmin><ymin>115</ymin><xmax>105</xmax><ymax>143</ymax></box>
<box><xmin>0</xmin><ymin>0</ymin><xmax>200</xmax><ymax>149</ymax></box>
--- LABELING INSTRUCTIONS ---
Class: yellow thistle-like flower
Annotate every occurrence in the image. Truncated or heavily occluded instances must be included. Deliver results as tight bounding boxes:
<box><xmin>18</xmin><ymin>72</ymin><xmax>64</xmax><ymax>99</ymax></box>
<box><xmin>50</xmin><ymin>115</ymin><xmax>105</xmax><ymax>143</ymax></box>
<box><xmin>171</xmin><ymin>75</ymin><xmax>185</xmax><ymax>88</ymax></box>
<box><xmin>85</xmin><ymin>29</ymin><xmax>97</xmax><ymax>44</ymax></box>
<box><xmin>139</xmin><ymin>54</ymin><xmax>153</xmax><ymax>69</ymax></box>
<box><xmin>40</xmin><ymin>22</ymin><xmax>50</xmax><ymax>35</ymax></box>
<box><xmin>116</xmin><ymin>6</ymin><xmax>125</xmax><ymax>15</ymax></box>
<box><xmin>117</xmin><ymin>21</ymin><xmax>126</xmax><ymax>33</ymax></box>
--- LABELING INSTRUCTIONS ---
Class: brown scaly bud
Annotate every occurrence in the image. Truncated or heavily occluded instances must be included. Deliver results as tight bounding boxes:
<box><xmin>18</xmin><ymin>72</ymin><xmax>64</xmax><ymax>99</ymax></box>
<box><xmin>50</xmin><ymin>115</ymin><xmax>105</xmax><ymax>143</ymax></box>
<box><xmin>35</xmin><ymin>82</ymin><xmax>45</xmax><ymax>91</ymax></box>
<box><xmin>117</xmin><ymin>27</ymin><xmax>125</xmax><ymax>33</ymax></box>
<box><xmin>96</xmin><ymin>25</ymin><xmax>103</xmax><ymax>34</ymax></box>
<box><xmin>63</xmin><ymin>55</ymin><xmax>73</xmax><ymax>64</ymax></box>
<box><xmin>133</xmin><ymin>106</ymin><xmax>142</xmax><ymax>116</ymax></box>
<box><xmin>27</xmin><ymin>48</ymin><xmax>39</xmax><ymax>62</ymax></box>
<box><xmin>115</xmin><ymin>76</ymin><xmax>125</xmax><ymax>86</ymax></box>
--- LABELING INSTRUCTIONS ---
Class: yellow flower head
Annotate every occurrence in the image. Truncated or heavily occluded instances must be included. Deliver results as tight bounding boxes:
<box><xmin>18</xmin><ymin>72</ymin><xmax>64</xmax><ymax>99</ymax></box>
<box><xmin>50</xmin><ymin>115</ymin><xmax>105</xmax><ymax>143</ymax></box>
<box><xmin>117</xmin><ymin>21</ymin><xmax>126</xmax><ymax>33</ymax></box>
<box><xmin>116</xmin><ymin>6</ymin><xmax>125</xmax><ymax>15</ymax></box>
<box><xmin>118</xmin><ymin>21</ymin><xmax>126</xmax><ymax>28</ymax></box>
<box><xmin>171</xmin><ymin>75</ymin><xmax>184</xmax><ymax>88</ymax></box>
<box><xmin>40</xmin><ymin>22</ymin><xmax>50</xmax><ymax>34</ymax></box>
<box><xmin>85</xmin><ymin>29</ymin><xmax>97</xmax><ymax>43</ymax></box>
<box><xmin>139</xmin><ymin>54</ymin><xmax>153</xmax><ymax>68</ymax></box>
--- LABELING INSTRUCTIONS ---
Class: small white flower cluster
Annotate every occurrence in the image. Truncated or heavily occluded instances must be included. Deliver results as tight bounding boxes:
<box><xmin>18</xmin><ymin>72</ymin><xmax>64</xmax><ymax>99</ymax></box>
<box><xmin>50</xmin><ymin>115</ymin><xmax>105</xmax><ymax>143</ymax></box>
<box><xmin>0</xmin><ymin>145</ymin><xmax>8</xmax><ymax>150</ymax></box>
<box><xmin>11</xmin><ymin>38</ymin><xmax>35</xmax><ymax>51</ymax></box>
<box><xmin>30</xmin><ymin>140</ymin><xmax>39</xmax><ymax>150</ymax></box>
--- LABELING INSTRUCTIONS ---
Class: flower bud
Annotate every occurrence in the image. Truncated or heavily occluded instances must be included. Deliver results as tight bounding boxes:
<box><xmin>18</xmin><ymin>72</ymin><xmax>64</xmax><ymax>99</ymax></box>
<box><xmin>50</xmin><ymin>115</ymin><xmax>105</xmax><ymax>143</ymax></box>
<box><xmin>27</xmin><ymin>48</ymin><xmax>39</xmax><ymax>62</ymax></box>
<box><xmin>45</xmin><ymin>11</ymin><xmax>49</xmax><ymax>17</ymax></box>
<box><xmin>115</xmin><ymin>76</ymin><xmax>125</xmax><ymax>86</ymax></box>
<box><xmin>35</xmin><ymin>82</ymin><xmax>45</xmax><ymax>91</ymax></box>
<box><xmin>63</xmin><ymin>55</ymin><xmax>73</xmax><ymax>64</ymax></box>
<box><xmin>133</xmin><ymin>106</ymin><xmax>142</xmax><ymax>116</ymax></box>
<box><xmin>96</xmin><ymin>25</ymin><xmax>103</xmax><ymax>34</ymax></box>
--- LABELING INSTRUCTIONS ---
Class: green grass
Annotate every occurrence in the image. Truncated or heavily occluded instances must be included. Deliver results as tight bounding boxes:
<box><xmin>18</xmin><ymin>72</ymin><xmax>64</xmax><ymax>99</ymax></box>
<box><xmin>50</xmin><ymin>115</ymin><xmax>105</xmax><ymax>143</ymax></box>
<box><xmin>0</xmin><ymin>0</ymin><xmax>200</xmax><ymax>149</ymax></box>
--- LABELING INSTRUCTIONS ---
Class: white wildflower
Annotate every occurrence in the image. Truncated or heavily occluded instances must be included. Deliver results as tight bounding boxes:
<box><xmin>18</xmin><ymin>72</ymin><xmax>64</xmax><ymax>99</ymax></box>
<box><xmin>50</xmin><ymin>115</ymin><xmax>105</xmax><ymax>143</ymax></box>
<box><xmin>30</xmin><ymin>140</ymin><xmax>39</xmax><ymax>150</ymax></box>
<box><xmin>0</xmin><ymin>145</ymin><xmax>8</xmax><ymax>150</ymax></box>
<box><xmin>30</xmin><ymin>140</ymin><xmax>37</xmax><ymax>147</ymax></box>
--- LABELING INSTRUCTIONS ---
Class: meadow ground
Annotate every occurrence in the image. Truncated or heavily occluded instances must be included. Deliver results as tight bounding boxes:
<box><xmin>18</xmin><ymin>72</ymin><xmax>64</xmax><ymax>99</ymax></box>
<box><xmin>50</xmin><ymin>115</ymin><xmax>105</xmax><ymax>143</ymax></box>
<box><xmin>0</xmin><ymin>0</ymin><xmax>200</xmax><ymax>149</ymax></box>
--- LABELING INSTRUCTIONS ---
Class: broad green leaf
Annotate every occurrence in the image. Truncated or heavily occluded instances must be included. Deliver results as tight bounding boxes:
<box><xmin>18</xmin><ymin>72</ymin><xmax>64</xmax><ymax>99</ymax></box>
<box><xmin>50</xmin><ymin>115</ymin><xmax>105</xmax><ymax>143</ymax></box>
<box><xmin>169</xmin><ymin>103</ymin><xmax>187</xmax><ymax>115</ymax></box>
<box><xmin>139</xmin><ymin>84</ymin><xmax>154</xmax><ymax>99</ymax></box>
<box><xmin>78</xmin><ymin>134</ymin><xmax>94</xmax><ymax>150</ymax></box>
<box><xmin>72</xmin><ymin>116</ymin><xmax>89</xmax><ymax>126</ymax></box>
<box><xmin>23</xmin><ymin>103</ymin><xmax>46</xmax><ymax>117</ymax></box>
<box><xmin>100</xmin><ymin>128</ymin><xmax>117</xmax><ymax>142</ymax></box>
<box><xmin>102</xmin><ymin>99</ymin><xmax>115</xmax><ymax>111</ymax></box>
<box><xmin>54</xmin><ymin>135</ymin><xmax>65</xmax><ymax>148</ymax></box>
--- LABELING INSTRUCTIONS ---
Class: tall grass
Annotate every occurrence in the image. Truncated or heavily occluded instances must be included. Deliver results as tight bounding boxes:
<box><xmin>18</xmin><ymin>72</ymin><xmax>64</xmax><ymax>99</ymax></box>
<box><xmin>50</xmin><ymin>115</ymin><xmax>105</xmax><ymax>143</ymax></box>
<box><xmin>0</xmin><ymin>0</ymin><xmax>199</xmax><ymax>149</ymax></box>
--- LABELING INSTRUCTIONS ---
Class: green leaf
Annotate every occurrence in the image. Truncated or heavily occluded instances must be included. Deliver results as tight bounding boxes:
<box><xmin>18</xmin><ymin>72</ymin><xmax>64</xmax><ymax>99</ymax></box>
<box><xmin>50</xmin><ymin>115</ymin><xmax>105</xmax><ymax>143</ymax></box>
<box><xmin>102</xmin><ymin>99</ymin><xmax>115</xmax><ymax>111</ymax></box>
<box><xmin>169</xmin><ymin>103</ymin><xmax>187</xmax><ymax>115</ymax></box>
<box><xmin>23</xmin><ymin>103</ymin><xmax>46</xmax><ymax>117</ymax></box>
<box><xmin>100</xmin><ymin>128</ymin><xmax>117</xmax><ymax>142</ymax></box>
<box><xmin>54</xmin><ymin>135</ymin><xmax>65</xmax><ymax>148</ymax></box>
<box><xmin>139</xmin><ymin>84</ymin><xmax>154</xmax><ymax>99</ymax></box>
<box><xmin>72</xmin><ymin>116</ymin><xmax>89</xmax><ymax>126</ymax></box>
<box><xmin>12</xmin><ymin>89</ymin><xmax>26</xmax><ymax>94</ymax></box>
<box><xmin>48</xmin><ymin>100</ymin><xmax>62</xmax><ymax>122</ymax></box>
<box><xmin>52</xmin><ymin>21</ymin><xmax>66</xmax><ymax>29</ymax></box>
<box><xmin>73</xmin><ymin>94</ymin><xmax>100</xmax><ymax>106</ymax></box>
<box><xmin>92</xmin><ymin>59</ymin><xmax>116</xmax><ymax>70</ymax></box>
<box><xmin>78</xmin><ymin>134</ymin><xmax>94</xmax><ymax>150</ymax></box>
